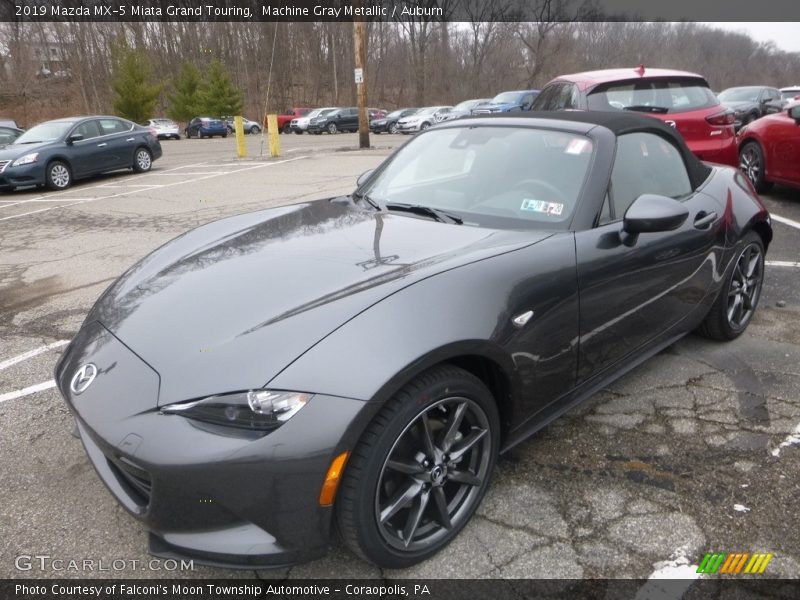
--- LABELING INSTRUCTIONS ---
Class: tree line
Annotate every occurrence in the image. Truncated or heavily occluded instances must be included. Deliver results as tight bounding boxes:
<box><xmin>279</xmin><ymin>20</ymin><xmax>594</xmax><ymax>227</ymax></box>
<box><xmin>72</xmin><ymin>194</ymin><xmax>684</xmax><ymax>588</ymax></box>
<box><xmin>2</xmin><ymin>17</ymin><xmax>800</xmax><ymax>127</ymax></box>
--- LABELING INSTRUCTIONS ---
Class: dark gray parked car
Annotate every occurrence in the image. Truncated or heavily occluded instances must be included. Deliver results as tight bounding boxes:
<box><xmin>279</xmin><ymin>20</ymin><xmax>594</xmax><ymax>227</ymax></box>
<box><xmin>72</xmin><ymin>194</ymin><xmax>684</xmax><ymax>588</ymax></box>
<box><xmin>307</xmin><ymin>107</ymin><xmax>359</xmax><ymax>134</ymax></box>
<box><xmin>0</xmin><ymin>116</ymin><xmax>162</xmax><ymax>192</ymax></box>
<box><xmin>56</xmin><ymin>112</ymin><xmax>770</xmax><ymax>570</ymax></box>
<box><xmin>718</xmin><ymin>86</ymin><xmax>783</xmax><ymax>129</ymax></box>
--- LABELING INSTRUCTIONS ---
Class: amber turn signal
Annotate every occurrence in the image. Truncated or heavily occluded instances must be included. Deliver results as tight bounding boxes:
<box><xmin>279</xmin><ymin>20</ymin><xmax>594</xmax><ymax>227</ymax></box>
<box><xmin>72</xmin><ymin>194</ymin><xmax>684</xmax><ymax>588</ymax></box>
<box><xmin>319</xmin><ymin>451</ymin><xmax>349</xmax><ymax>506</ymax></box>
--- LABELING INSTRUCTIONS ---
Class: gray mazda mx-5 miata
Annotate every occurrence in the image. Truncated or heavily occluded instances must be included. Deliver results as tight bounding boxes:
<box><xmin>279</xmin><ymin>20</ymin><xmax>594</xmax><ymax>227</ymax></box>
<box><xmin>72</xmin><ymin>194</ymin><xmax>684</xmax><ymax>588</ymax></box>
<box><xmin>56</xmin><ymin>112</ymin><xmax>771</xmax><ymax>569</ymax></box>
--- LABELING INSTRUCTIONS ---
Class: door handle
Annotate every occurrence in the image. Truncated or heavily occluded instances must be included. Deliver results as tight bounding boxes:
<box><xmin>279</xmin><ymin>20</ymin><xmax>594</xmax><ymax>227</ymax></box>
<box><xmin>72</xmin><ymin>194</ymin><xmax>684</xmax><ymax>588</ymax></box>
<box><xmin>694</xmin><ymin>211</ymin><xmax>718</xmax><ymax>229</ymax></box>
<box><xmin>126</xmin><ymin>138</ymin><xmax>135</xmax><ymax>142</ymax></box>
<box><xmin>96</xmin><ymin>142</ymin><xmax>107</xmax><ymax>147</ymax></box>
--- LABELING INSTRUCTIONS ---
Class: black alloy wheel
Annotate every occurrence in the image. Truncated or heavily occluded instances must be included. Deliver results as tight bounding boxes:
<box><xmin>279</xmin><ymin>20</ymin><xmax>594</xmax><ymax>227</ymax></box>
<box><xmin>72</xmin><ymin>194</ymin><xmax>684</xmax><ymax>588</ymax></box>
<box><xmin>698</xmin><ymin>231</ymin><xmax>765</xmax><ymax>340</ymax></box>
<box><xmin>739</xmin><ymin>141</ymin><xmax>773</xmax><ymax>193</ymax></box>
<box><xmin>337</xmin><ymin>365</ymin><xmax>499</xmax><ymax>568</ymax></box>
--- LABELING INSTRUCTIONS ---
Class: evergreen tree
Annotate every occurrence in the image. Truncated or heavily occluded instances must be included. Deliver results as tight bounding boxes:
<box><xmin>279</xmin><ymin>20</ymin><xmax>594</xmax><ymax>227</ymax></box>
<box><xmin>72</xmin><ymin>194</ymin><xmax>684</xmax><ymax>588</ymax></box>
<box><xmin>110</xmin><ymin>43</ymin><xmax>162</xmax><ymax>123</ymax></box>
<box><xmin>167</xmin><ymin>62</ymin><xmax>203</xmax><ymax>122</ymax></box>
<box><xmin>201</xmin><ymin>59</ymin><xmax>243</xmax><ymax>117</ymax></box>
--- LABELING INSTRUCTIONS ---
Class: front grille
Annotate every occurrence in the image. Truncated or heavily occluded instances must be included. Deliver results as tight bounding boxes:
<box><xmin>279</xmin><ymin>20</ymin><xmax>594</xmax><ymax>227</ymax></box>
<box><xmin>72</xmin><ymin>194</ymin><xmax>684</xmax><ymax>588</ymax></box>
<box><xmin>108</xmin><ymin>456</ymin><xmax>152</xmax><ymax>507</ymax></box>
<box><xmin>0</xmin><ymin>160</ymin><xmax>10</xmax><ymax>173</ymax></box>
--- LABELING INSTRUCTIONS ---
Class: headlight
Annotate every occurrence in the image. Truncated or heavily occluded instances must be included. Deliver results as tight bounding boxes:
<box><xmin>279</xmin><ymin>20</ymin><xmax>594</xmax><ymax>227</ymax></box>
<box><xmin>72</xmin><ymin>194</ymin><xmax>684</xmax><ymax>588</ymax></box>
<box><xmin>12</xmin><ymin>153</ymin><xmax>39</xmax><ymax>166</ymax></box>
<box><xmin>161</xmin><ymin>390</ymin><xmax>311</xmax><ymax>430</ymax></box>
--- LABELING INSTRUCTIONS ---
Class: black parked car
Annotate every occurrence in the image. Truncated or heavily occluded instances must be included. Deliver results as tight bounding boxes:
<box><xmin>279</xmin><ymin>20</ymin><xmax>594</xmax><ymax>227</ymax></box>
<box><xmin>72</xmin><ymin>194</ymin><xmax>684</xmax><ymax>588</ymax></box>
<box><xmin>56</xmin><ymin>112</ymin><xmax>769</xmax><ymax>570</ymax></box>
<box><xmin>370</xmin><ymin>108</ymin><xmax>418</xmax><ymax>134</ymax></box>
<box><xmin>718</xmin><ymin>86</ymin><xmax>783</xmax><ymax>129</ymax></box>
<box><xmin>307</xmin><ymin>107</ymin><xmax>359</xmax><ymax>134</ymax></box>
<box><xmin>0</xmin><ymin>126</ymin><xmax>23</xmax><ymax>146</ymax></box>
<box><xmin>0</xmin><ymin>116</ymin><xmax>162</xmax><ymax>192</ymax></box>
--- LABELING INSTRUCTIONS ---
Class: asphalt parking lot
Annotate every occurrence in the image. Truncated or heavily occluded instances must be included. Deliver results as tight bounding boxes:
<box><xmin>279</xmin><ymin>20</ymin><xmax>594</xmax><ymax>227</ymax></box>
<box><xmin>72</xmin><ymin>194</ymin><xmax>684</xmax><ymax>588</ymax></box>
<box><xmin>1</xmin><ymin>131</ymin><xmax>799</xmax><ymax>581</ymax></box>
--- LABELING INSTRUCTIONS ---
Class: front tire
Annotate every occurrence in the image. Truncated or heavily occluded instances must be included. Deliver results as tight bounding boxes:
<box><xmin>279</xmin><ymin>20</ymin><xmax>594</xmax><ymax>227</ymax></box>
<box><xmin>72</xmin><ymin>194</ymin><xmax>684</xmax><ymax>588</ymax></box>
<box><xmin>133</xmin><ymin>148</ymin><xmax>152</xmax><ymax>173</ymax></box>
<box><xmin>389</xmin><ymin>123</ymin><xmax>398</xmax><ymax>134</ymax></box>
<box><xmin>327</xmin><ymin>122</ymin><xmax>338</xmax><ymax>134</ymax></box>
<box><xmin>698</xmin><ymin>231</ymin><xmax>765</xmax><ymax>341</ymax></box>
<box><xmin>46</xmin><ymin>160</ymin><xmax>72</xmax><ymax>190</ymax></box>
<box><xmin>739</xmin><ymin>141</ymin><xmax>772</xmax><ymax>193</ymax></box>
<box><xmin>336</xmin><ymin>365</ymin><xmax>499</xmax><ymax>568</ymax></box>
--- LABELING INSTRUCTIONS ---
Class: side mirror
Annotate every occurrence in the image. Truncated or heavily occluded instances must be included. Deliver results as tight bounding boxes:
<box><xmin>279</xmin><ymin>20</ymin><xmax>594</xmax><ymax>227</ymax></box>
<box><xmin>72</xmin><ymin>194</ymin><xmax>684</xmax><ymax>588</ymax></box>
<box><xmin>789</xmin><ymin>105</ymin><xmax>800</xmax><ymax>124</ymax></box>
<box><xmin>622</xmin><ymin>194</ymin><xmax>689</xmax><ymax>237</ymax></box>
<box><xmin>66</xmin><ymin>133</ymin><xmax>84</xmax><ymax>144</ymax></box>
<box><xmin>356</xmin><ymin>169</ymin><xmax>374</xmax><ymax>187</ymax></box>
<box><xmin>521</xmin><ymin>102</ymin><xmax>531</xmax><ymax>110</ymax></box>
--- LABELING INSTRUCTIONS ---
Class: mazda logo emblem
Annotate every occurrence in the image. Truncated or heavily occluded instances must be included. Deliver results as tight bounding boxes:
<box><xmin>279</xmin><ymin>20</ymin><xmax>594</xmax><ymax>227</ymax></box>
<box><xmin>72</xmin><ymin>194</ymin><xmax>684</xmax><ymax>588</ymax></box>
<box><xmin>70</xmin><ymin>364</ymin><xmax>97</xmax><ymax>395</ymax></box>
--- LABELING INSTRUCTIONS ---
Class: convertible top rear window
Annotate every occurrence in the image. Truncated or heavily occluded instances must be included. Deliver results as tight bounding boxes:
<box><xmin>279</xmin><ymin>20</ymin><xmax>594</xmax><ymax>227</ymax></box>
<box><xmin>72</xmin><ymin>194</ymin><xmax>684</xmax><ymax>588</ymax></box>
<box><xmin>588</xmin><ymin>77</ymin><xmax>718</xmax><ymax>114</ymax></box>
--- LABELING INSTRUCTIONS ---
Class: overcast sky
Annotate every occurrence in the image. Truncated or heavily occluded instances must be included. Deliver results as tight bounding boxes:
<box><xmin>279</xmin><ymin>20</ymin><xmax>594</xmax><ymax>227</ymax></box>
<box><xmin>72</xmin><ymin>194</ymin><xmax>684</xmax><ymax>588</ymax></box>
<box><xmin>703</xmin><ymin>22</ymin><xmax>800</xmax><ymax>54</ymax></box>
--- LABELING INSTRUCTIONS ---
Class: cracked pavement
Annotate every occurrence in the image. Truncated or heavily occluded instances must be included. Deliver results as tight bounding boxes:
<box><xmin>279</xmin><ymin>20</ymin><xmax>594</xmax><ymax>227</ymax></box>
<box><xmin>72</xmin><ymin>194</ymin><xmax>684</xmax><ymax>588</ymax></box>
<box><xmin>1</xmin><ymin>133</ymin><xmax>799</xmax><ymax>580</ymax></box>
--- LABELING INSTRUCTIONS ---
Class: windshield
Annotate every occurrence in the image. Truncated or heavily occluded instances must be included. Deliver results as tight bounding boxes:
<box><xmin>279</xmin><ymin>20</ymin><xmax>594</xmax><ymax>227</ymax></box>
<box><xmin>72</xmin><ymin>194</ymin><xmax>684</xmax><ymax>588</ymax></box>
<box><xmin>588</xmin><ymin>78</ymin><xmax>718</xmax><ymax>113</ymax></box>
<box><xmin>15</xmin><ymin>121</ymin><xmax>74</xmax><ymax>144</ymax></box>
<box><xmin>386</xmin><ymin>110</ymin><xmax>408</xmax><ymax>119</ymax></box>
<box><xmin>718</xmin><ymin>87</ymin><xmax>760</xmax><ymax>102</ymax></box>
<box><xmin>490</xmin><ymin>92</ymin><xmax>521</xmax><ymax>104</ymax></box>
<box><xmin>454</xmin><ymin>100</ymin><xmax>481</xmax><ymax>111</ymax></box>
<box><xmin>317</xmin><ymin>109</ymin><xmax>338</xmax><ymax>118</ymax></box>
<box><xmin>359</xmin><ymin>126</ymin><xmax>594</xmax><ymax>230</ymax></box>
<box><xmin>413</xmin><ymin>107</ymin><xmax>438</xmax><ymax>116</ymax></box>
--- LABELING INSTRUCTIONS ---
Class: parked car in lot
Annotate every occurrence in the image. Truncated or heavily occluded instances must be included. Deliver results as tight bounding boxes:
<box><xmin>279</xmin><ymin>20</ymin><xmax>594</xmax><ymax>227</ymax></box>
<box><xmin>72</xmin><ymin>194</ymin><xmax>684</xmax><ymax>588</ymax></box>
<box><xmin>533</xmin><ymin>66</ymin><xmax>739</xmax><ymax>167</ymax></box>
<box><xmin>718</xmin><ymin>86</ymin><xmax>783</xmax><ymax>129</ymax></box>
<box><xmin>440</xmin><ymin>98</ymin><xmax>491</xmax><ymax>121</ymax></box>
<box><xmin>307</xmin><ymin>107</ymin><xmax>359</xmax><ymax>134</ymax></box>
<box><xmin>0</xmin><ymin>118</ymin><xmax>21</xmax><ymax>129</ymax></box>
<box><xmin>0</xmin><ymin>116</ymin><xmax>161</xmax><ymax>192</ymax></box>
<box><xmin>368</xmin><ymin>108</ymin><xmax>388</xmax><ymax>120</ymax></box>
<box><xmin>780</xmin><ymin>86</ymin><xmax>800</xmax><ymax>107</ymax></box>
<box><xmin>55</xmin><ymin>111</ymin><xmax>770</xmax><ymax>570</ymax></box>
<box><xmin>144</xmin><ymin>118</ymin><xmax>181</xmax><ymax>140</ymax></box>
<box><xmin>290</xmin><ymin>107</ymin><xmax>338</xmax><ymax>134</ymax></box>
<box><xmin>275</xmin><ymin>108</ymin><xmax>312</xmax><ymax>133</ymax></box>
<box><xmin>0</xmin><ymin>126</ymin><xmax>23</xmax><ymax>146</ymax></box>
<box><xmin>738</xmin><ymin>101</ymin><xmax>800</xmax><ymax>192</ymax></box>
<box><xmin>396</xmin><ymin>106</ymin><xmax>453</xmax><ymax>133</ymax></box>
<box><xmin>370</xmin><ymin>108</ymin><xmax>418</xmax><ymax>134</ymax></box>
<box><xmin>472</xmin><ymin>90</ymin><xmax>539</xmax><ymax>114</ymax></box>
<box><xmin>185</xmin><ymin>117</ymin><xmax>228</xmax><ymax>138</ymax></box>
<box><xmin>221</xmin><ymin>116</ymin><xmax>261</xmax><ymax>135</ymax></box>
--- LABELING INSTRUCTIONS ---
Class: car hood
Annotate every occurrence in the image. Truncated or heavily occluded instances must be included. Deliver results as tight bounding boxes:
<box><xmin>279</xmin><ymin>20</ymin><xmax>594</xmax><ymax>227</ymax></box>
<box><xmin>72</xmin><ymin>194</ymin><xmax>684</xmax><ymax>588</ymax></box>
<box><xmin>86</xmin><ymin>199</ymin><xmax>550</xmax><ymax>405</ymax></box>
<box><xmin>721</xmin><ymin>101</ymin><xmax>757</xmax><ymax>112</ymax></box>
<box><xmin>0</xmin><ymin>141</ymin><xmax>52</xmax><ymax>159</ymax></box>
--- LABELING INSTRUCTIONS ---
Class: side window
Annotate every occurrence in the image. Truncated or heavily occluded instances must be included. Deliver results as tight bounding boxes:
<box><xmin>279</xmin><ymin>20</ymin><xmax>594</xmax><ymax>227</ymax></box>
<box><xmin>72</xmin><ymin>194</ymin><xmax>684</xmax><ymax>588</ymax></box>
<box><xmin>532</xmin><ymin>84</ymin><xmax>561</xmax><ymax>111</ymax></box>
<box><xmin>607</xmin><ymin>132</ymin><xmax>692</xmax><ymax>223</ymax></box>
<box><xmin>99</xmin><ymin>119</ymin><xmax>130</xmax><ymax>135</ymax></box>
<box><xmin>73</xmin><ymin>120</ymin><xmax>101</xmax><ymax>140</ymax></box>
<box><xmin>563</xmin><ymin>85</ymin><xmax>579</xmax><ymax>109</ymax></box>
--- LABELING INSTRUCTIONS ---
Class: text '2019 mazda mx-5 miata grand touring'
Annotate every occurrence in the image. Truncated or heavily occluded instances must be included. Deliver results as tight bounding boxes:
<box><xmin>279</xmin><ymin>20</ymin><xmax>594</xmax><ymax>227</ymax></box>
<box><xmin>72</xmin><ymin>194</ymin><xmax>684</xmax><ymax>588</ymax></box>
<box><xmin>56</xmin><ymin>112</ymin><xmax>771</xmax><ymax>569</ymax></box>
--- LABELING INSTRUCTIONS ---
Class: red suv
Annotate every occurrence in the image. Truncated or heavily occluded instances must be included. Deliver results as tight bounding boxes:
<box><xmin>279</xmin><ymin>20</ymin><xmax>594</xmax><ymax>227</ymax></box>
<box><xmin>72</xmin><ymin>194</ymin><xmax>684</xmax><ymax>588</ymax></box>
<box><xmin>532</xmin><ymin>67</ymin><xmax>738</xmax><ymax>166</ymax></box>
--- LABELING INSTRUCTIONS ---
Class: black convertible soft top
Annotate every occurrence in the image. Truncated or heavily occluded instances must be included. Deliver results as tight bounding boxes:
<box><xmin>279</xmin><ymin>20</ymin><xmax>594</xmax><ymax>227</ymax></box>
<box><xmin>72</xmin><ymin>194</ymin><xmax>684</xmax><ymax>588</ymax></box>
<box><xmin>475</xmin><ymin>110</ymin><xmax>713</xmax><ymax>190</ymax></box>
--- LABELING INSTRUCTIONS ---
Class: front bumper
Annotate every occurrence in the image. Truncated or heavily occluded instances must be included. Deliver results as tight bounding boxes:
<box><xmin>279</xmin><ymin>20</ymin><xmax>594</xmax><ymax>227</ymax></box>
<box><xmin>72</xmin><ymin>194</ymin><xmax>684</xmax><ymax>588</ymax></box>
<box><xmin>0</xmin><ymin>161</ymin><xmax>45</xmax><ymax>189</ymax></box>
<box><xmin>396</xmin><ymin>123</ymin><xmax>420</xmax><ymax>133</ymax></box>
<box><xmin>56</xmin><ymin>322</ymin><xmax>377</xmax><ymax>568</ymax></box>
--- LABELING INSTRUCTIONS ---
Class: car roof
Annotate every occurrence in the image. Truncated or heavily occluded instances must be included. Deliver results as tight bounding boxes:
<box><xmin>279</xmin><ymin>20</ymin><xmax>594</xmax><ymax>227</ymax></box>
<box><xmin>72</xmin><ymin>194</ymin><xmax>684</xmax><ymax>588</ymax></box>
<box><xmin>439</xmin><ymin>111</ymin><xmax>712</xmax><ymax>189</ymax></box>
<box><xmin>551</xmin><ymin>67</ymin><xmax>707</xmax><ymax>91</ymax></box>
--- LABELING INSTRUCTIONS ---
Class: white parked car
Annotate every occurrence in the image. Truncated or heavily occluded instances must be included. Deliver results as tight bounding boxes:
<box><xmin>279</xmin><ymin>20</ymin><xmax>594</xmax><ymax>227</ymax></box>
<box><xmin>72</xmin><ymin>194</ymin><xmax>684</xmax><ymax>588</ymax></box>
<box><xmin>145</xmin><ymin>118</ymin><xmax>181</xmax><ymax>140</ymax></box>
<box><xmin>290</xmin><ymin>107</ymin><xmax>339</xmax><ymax>134</ymax></box>
<box><xmin>396</xmin><ymin>106</ymin><xmax>453</xmax><ymax>134</ymax></box>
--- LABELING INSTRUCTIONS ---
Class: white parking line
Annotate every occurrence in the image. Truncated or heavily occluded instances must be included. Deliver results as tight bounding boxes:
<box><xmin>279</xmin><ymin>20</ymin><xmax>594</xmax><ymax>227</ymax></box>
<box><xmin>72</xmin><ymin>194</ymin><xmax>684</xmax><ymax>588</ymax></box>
<box><xmin>771</xmin><ymin>421</ymin><xmax>800</xmax><ymax>457</ymax></box>
<box><xmin>0</xmin><ymin>340</ymin><xmax>70</xmax><ymax>371</ymax></box>
<box><xmin>0</xmin><ymin>380</ymin><xmax>56</xmax><ymax>404</ymax></box>
<box><xmin>772</xmin><ymin>213</ymin><xmax>800</xmax><ymax>230</ymax></box>
<box><xmin>0</xmin><ymin>156</ymin><xmax>308</xmax><ymax>222</ymax></box>
<box><xmin>766</xmin><ymin>260</ymin><xmax>800</xmax><ymax>268</ymax></box>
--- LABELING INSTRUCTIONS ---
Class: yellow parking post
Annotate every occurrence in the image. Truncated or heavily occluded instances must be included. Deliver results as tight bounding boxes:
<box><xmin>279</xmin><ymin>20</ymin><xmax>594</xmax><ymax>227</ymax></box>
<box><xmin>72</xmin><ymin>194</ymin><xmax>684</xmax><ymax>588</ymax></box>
<box><xmin>267</xmin><ymin>114</ymin><xmax>281</xmax><ymax>157</ymax></box>
<box><xmin>234</xmin><ymin>116</ymin><xmax>247</xmax><ymax>158</ymax></box>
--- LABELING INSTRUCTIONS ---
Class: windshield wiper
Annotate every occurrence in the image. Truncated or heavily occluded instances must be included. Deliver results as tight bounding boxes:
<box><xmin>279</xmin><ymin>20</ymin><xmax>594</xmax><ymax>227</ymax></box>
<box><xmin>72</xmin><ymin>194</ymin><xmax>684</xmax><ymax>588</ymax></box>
<box><xmin>622</xmin><ymin>105</ymin><xmax>669</xmax><ymax>114</ymax></box>
<box><xmin>385</xmin><ymin>203</ymin><xmax>463</xmax><ymax>225</ymax></box>
<box><xmin>351</xmin><ymin>190</ymin><xmax>383</xmax><ymax>211</ymax></box>
<box><xmin>17</xmin><ymin>140</ymin><xmax>45</xmax><ymax>144</ymax></box>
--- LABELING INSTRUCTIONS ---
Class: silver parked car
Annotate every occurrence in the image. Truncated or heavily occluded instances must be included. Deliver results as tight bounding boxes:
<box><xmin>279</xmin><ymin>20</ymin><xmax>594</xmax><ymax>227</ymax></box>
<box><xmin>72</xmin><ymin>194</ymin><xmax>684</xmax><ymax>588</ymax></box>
<box><xmin>396</xmin><ymin>106</ymin><xmax>453</xmax><ymax>134</ymax></box>
<box><xmin>145</xmin><ymin>118</ymin><xmax>181</xmax><ymax>140</ymax></box>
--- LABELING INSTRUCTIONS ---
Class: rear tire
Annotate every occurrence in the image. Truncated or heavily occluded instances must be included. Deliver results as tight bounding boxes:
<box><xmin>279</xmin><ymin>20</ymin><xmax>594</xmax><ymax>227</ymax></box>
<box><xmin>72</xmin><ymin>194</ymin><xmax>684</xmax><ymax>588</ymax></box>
<box><xmin>739</xmin><ymin>141</ymin><xmax>772</xmax><ymax>193</ymax></box>
<box><xmin>698</xmin><ymin>231</ymin><xmax>764</xmax><ymax>341</ymax></box>
<box><xmin>46</xmin><ymin>160</ymin><xmax>72</xmax><ymax>191</ymax></box>
<box><xmin>336</xmin><ymin>365</ymin><xmax>499</xmax><ymax>568</ymax></box>
<box><xmin>282</xmin><ymin>124</ymin><xmax>291</xmax><ymax>134</ymax></box>
<box><xmin>133</xmin><ymin>148</ymin><xmax>152</xmax><ymax>173</ymax></box>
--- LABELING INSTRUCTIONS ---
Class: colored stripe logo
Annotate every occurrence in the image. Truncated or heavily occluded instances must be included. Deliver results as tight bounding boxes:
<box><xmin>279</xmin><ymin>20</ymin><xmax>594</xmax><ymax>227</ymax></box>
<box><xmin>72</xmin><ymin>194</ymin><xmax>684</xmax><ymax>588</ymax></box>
<box><xmin>697</xmin><ymin>552</ymin><xmax>773</xmax><ymax>574</ymax></box>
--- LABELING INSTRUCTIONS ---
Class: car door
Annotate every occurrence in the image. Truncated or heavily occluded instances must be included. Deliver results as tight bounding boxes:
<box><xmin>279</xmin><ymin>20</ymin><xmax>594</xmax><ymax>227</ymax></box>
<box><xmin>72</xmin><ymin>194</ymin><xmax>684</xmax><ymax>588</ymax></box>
<box><xmin>97</xmin><ymin>118</ymin><xmax>135</xmax><ymax>170</ymax></box>
<box><xmin>67</xmin><ymin>119</ymin><xmax>105</xmax><ymax>177</ymax></box>
<box><xmin>764</xmin><ymin>111</ymin><xmax>800</xmax><ymax>185</ymax></box>
<box><xmin>575</xmin><ymin>131</ymin><xmax>726</xmax><ymax>381</ymax></box>
<box><xmin>761</xmin><ymin>88</ymin><xmax>783</xmax><ymax>115</ymax></box>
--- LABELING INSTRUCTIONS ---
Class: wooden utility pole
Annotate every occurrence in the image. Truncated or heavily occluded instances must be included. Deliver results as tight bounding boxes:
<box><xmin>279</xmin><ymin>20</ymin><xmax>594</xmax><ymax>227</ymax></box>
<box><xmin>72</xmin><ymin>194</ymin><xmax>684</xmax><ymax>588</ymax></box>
<box><xmin>353</xmin><ymin>19</ymin><xmax>370</xmax><ymax>149</ymax></box>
